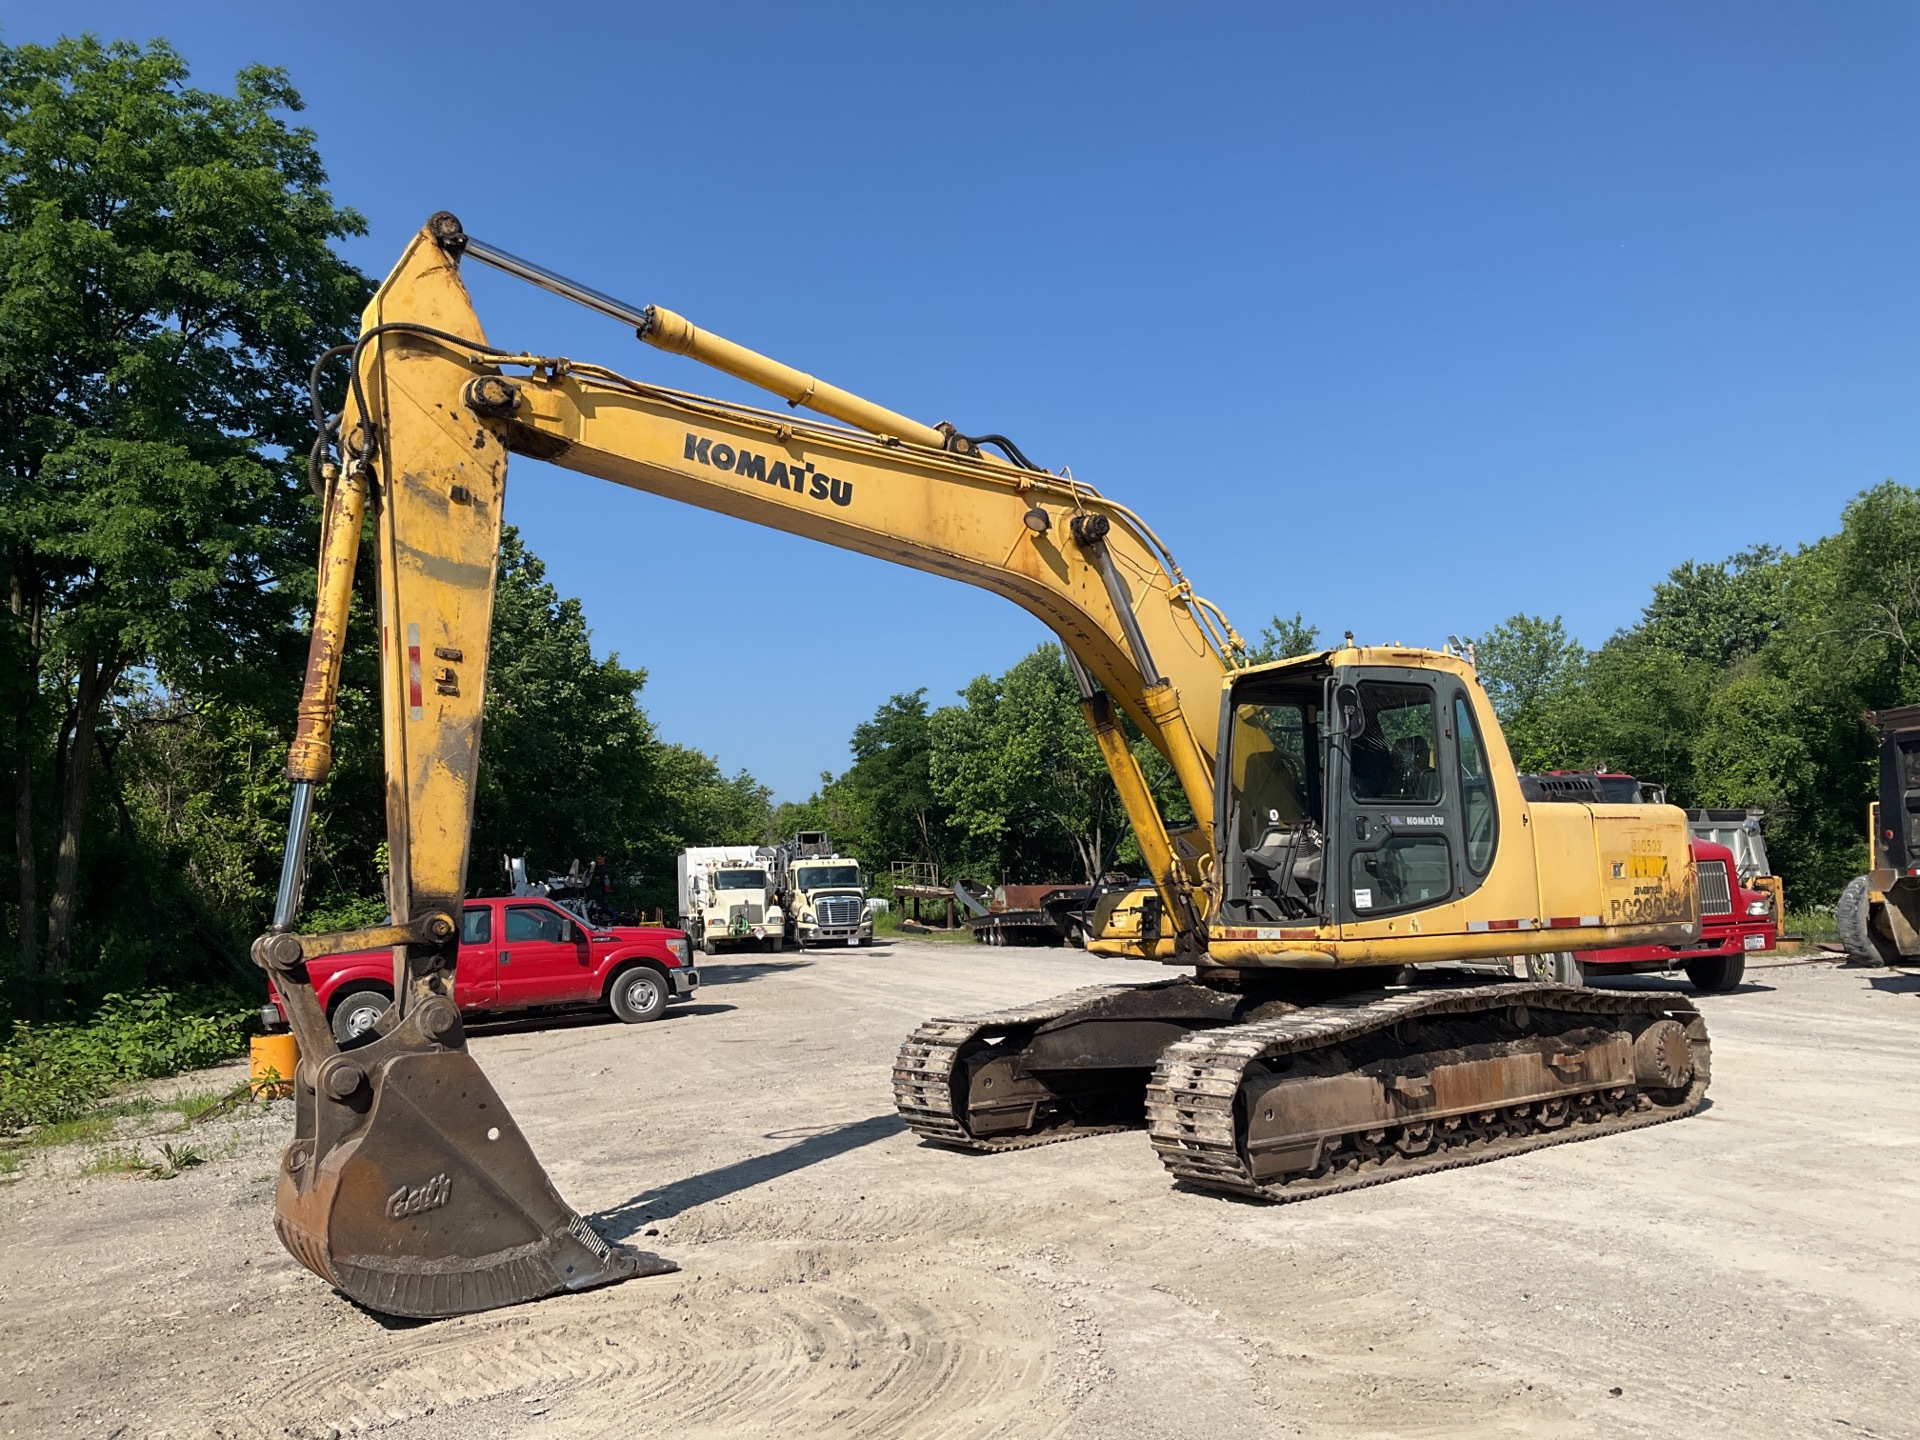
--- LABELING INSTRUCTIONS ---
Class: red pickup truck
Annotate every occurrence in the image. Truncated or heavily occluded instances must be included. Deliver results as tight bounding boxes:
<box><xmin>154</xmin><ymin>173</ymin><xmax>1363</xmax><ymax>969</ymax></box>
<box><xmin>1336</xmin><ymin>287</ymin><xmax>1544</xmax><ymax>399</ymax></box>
<box><xmin>266</xmin><ymin>895</ymin><xmax>700</xmax><ymax>1043</ymax></box>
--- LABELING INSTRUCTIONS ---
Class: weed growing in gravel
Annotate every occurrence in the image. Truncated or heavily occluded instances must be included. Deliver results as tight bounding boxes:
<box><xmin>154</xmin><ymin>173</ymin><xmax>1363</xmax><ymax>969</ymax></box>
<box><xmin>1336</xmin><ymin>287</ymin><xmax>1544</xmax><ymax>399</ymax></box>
<box><xmin>78</xmin><ymin>1139</ymin><xmax>208</xmax><ymax>1181</ymax></box>
<box><xmin>0</xmin><ymin>1149</ymin><xmax>22</xmax><ymax>1177</ymax></box>
<box><xmin>166</xmin><ymin>1089</ymin><xmax>228</xmax><ymax>1126</ymax></box>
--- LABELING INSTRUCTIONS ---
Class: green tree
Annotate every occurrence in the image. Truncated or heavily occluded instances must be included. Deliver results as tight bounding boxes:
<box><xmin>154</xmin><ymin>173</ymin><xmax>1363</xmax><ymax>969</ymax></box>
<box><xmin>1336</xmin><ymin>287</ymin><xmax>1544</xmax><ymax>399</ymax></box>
<box><xmin>931</xmin><ymin>645</ymin><xmax>1121</xmax><ymax>883</ymax></box>
<box><xmin>1245</xmin><ymin>612</ymin><xmax>1322</xmax><ymax>664</ymax></box>
<box><xmin>1471</xmin><ymin>614</ymin><xmax>1585</xmax><ymax>771</ymax></box>
<box><xmin>0</xmin><ymin>36</ymin><xmax>367</xmax><ymax>1005</ymax></box>
<box><xmin>1640</xmin><ymin>546</ymin><xmax>1786</xmax><ymax>669</ymax></box>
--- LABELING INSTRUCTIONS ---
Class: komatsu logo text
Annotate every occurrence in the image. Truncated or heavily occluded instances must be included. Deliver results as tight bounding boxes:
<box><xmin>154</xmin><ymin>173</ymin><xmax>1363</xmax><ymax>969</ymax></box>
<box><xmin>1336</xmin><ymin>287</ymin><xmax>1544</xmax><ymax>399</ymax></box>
<box><xmin>684</xmin><ymin>433</ymin><xmax>854</xmax><ymax>507</ymax></box>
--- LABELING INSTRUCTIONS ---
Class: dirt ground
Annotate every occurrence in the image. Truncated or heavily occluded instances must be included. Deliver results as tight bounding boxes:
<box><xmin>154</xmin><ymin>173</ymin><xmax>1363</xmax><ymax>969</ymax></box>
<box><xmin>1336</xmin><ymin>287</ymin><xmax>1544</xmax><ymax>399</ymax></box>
<box><xmin>2</xmin><ymin>942</ymin><xmax>1916</xmax><ymax>1440</ymax></box>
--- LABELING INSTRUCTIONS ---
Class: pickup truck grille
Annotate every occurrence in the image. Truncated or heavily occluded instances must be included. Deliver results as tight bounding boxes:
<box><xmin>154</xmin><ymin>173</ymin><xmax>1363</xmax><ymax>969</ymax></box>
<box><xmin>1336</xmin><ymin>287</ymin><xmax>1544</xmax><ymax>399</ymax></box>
<box><xmin>817</xmin><ymin>896</ymin><xmax>863</xmax><ymax>928</ymax></box>
<box><xmin>1696</xmin><ymin>859</ymin><xmax>1732</xmax><ymax>916</ymax></box>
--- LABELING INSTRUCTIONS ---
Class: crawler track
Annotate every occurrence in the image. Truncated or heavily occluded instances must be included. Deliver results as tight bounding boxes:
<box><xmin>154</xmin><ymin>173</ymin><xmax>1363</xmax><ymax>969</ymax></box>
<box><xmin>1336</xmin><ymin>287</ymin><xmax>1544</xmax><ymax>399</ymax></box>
<box><xmin>892</xmin><ymin>983</ymin><xmax>1158</xmax><ymax>1150</ymax></box>
<box><xmin>1146</xmin><ymin>984</ymin><xmax>1710</xmax><ymax>1202</ymax></box>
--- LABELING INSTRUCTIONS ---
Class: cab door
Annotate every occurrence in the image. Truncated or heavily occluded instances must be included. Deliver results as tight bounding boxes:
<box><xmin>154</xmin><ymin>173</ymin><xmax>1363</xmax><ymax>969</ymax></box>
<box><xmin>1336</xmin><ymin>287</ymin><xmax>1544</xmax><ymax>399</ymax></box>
<box><xmin>499</xmin><ymin>902</ymin><xmax>596</xmax><ymax>1006</ymax></box>
<box><xmin>1329</xmin><ymin>670</ymin><xmax>1462</xmax><ymax>928</ymax></box>
<box><xmin>454</xmin><ymin>903</ymin><xmax>500</xmax><ymax>1010</ymax></box>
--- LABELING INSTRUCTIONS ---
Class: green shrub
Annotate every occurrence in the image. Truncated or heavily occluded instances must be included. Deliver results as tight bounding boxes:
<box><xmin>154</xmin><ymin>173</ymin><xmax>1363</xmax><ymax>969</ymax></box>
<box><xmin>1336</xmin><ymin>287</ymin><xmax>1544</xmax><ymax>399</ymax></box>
<box><xmin>0</xmin><ymin>991</ymin><xmax>250</xmax><ymax>1133</ymax></box>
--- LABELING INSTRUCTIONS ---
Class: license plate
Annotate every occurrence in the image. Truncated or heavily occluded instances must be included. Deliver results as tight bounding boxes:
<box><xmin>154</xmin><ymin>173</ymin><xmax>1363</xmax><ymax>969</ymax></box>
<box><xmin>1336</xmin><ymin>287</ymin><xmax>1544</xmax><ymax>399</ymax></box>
<box><xmin>1743</xmin><ymin>933</ymin><xmax>1766</xmax><ymax>950</ymax></box>
<box><xmin>847</xmin><ymin>937</ymin><xmax>860</xmax><ymax>947</ymax></box>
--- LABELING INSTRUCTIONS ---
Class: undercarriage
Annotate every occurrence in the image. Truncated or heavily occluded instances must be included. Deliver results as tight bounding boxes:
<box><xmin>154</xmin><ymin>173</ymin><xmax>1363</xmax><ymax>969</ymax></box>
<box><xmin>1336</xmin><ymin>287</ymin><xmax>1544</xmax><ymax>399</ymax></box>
<box><xmin>893</xmin><ymin>972</ymin><xmax>1709</xmax><ymax>1201</ymax></box>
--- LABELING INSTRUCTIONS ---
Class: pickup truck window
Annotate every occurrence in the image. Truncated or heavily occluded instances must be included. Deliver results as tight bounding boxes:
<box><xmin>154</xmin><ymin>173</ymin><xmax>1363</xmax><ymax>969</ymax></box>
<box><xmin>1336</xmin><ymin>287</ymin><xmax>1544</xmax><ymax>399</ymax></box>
<box><xmin>505</xmin><ymin>905</ymin><xmax>568</xmax><ymax>943</ymax></box>
<box><xmin>462</xmin><ymin>907</ymin><xmax>492</xmax><ymax>944</ymax></box>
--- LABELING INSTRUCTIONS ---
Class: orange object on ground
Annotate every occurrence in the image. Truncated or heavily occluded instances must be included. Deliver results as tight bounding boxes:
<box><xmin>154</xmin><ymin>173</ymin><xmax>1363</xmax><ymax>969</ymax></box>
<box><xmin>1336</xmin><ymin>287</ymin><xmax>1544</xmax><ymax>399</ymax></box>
<box><xmin>249</xmin><ymin>1033</ymin><xmax>299</xmax><ymax>1097</ymax></box>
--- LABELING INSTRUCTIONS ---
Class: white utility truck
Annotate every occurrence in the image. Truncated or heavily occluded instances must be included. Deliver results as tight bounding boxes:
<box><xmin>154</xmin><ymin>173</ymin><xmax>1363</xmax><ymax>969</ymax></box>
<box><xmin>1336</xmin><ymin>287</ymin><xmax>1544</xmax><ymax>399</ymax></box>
<box><xmin>677</xmin><ymin>846</ymin><xmax>784</xmax><ymax>956</ymax></box>
<box><xmin>772</xmin><ymin>832</ymin><xmax>872</xmax><ymax>949</ymax></box>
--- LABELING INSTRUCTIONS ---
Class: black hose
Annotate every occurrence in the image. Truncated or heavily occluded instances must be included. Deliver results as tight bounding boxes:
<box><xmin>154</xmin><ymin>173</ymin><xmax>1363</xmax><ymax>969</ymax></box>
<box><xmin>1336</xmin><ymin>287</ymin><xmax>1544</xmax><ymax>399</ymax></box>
<box><xmin>967</xmin><ymin>432</ymin><xmax>1042</xmax><ymax>471</ymax></box>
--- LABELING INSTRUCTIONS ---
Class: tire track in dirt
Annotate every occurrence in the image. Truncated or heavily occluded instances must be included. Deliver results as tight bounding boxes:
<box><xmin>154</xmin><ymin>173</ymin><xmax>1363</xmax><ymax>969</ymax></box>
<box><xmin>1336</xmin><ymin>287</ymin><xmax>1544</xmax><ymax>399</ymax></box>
<box><xmin>235</xmin><ymin>1248</ymin><xmax>1065</xmax><ymax>1440</ymax></box>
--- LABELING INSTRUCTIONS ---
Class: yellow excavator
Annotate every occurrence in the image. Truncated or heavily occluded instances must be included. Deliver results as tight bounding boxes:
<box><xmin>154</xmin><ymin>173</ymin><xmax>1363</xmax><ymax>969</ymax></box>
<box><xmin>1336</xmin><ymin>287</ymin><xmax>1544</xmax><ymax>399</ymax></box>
<box><xmin>254</xmin><ymin>213</ymin><xmax>1711</xmax><ymax>1319</ymax></box>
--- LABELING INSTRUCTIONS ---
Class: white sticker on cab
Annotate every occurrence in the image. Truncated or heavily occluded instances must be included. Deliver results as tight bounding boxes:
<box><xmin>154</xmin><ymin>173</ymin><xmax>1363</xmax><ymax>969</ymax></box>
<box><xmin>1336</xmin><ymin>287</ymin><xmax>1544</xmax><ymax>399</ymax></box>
<box><xmin>1354</xmin><ymin>888</ymin><xmax>1373</xmax><ymax>910</ymax></box>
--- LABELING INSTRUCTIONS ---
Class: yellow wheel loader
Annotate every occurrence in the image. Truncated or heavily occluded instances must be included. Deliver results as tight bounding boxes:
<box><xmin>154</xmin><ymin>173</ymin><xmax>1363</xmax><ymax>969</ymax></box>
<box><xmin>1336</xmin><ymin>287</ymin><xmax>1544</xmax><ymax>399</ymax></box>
<box><xmin>255</xmin><ymin>213</ymin><xmax>1710</xmax><ymax>1318</ymax></box>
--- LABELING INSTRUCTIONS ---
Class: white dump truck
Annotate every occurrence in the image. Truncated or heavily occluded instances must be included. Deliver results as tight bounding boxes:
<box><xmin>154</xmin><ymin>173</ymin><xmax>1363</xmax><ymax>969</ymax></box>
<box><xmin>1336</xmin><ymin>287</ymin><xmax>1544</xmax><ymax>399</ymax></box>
<box><xmin>677</xmin><ymin>846</ymin><xmax>784</xmax><ymax>956</ymax></box>
<box><xmin>773</xmin><ymin>832</ymin><xmax>872</xmax><ymax>949</ymax></box>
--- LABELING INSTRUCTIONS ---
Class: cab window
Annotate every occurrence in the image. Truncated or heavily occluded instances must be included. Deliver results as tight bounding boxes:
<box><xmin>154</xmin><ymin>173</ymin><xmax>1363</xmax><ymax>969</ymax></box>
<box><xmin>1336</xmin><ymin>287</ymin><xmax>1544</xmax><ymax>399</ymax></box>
<box><xmin>1454</xmin><ymin>695</ymin><xmax>1497</xmax><ymax>874</ymax></box>
<box><xmin>461</xmin><ymin>906</ymin><xmax>492</xmax><ymax>945</ymax></box>
<box><xmin>505</xmin><ymin>905</ymin><xmax>568</xmax><ymax>943</ymax></box>
<box><xmin>1349</xmin><ymin>682</ymin><xmax>1439</xmax><ymax>803</ymax></box>
<box><xmin>1350</xmin><ymin>836</ymin><xmax>1452</xmax><ymax>914</ymax></box>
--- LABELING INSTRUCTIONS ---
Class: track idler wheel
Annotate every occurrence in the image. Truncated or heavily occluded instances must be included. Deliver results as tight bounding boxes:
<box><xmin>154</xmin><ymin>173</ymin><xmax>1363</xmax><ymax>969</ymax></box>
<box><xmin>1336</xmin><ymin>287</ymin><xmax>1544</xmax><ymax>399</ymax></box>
<box><xmin>274</xmin><ymin>996</ymin><xmax>673</xmax><ymax>1318</ymax></box>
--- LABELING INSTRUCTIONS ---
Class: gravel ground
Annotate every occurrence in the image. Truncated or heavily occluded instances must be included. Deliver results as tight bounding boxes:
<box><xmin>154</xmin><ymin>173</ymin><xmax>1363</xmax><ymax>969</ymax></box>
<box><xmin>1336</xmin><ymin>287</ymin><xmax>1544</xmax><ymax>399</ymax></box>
<box><xmin>1</xmin><ymin>943</ymin><xmax>1915</xmax><ymax>1439</ymax></box>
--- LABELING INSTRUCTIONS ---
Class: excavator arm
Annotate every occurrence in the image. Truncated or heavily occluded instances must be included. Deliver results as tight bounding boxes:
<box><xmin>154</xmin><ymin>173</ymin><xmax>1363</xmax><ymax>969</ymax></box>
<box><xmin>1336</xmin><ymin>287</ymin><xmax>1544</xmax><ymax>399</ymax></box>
<box><xmin>254</xmin><ymin>213</ymin><xmax>1242</xmax><ymax>1317</ymax></box>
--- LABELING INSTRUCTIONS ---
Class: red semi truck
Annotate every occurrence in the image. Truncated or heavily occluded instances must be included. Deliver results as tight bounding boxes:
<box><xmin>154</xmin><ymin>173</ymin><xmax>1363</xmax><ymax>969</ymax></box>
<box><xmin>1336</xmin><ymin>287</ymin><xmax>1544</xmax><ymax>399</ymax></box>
<box><xmin>266</xmin><ymin>893</ymin><xmax>699</xmax><ymax>1043</ymax></box>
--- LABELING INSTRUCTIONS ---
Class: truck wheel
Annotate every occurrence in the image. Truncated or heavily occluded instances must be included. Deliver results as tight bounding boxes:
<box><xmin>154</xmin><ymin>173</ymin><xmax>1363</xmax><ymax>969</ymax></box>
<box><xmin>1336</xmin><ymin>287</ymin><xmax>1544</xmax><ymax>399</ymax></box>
<box><xmin>1683</xmin><ymin>955</ymin><xmax>1746</xmax><ymax>993</ymax></box>
<box><xmin>609</xmin><ymin>966</ymin><xmax>668</xmax><ymax>1023</ymax></box>
<box><xmin>1836</xmin><ymin>874</ymin><xmax>1901</xmax><ymax>966</ymax></box>
<box><xmin>330</xmin><ymin>988</ymin><xmax>392</xmax><ymax>1045</ymax></box>
<box><xmin>768</xmin><ymin>935</ymin><xmax>784</xmax><ymax>953</ymax></box>
<box><xmin>1525</xmin><ymin>952</ymin><xmax>1584</xmax><ymax>986</ymax></box>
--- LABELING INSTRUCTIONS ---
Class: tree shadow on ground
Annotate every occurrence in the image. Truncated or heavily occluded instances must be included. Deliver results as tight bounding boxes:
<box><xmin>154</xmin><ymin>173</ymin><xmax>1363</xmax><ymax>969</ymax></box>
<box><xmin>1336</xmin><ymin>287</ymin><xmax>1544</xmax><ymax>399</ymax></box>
<box><xmin>591</xmin><ymin>1112</ymin><xmax>905</xmax><ymax>1238</ymax></box>
<box><xmin>695</xmin><ymin>959</ymin><xmax>814</xmax><ymax>986</ymax></box>
<box><xmin>463</xmin><ymin>1002</ymin><xmax>735</xmax><ymax>1039</ymax></box>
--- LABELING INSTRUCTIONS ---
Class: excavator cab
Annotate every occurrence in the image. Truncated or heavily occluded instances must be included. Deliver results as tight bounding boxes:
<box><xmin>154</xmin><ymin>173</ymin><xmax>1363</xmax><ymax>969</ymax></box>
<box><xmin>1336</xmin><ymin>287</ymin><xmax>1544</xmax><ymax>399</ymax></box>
<box><xmin>1216</xmin><ymin>653</ymin><xmax>1504</xmax><ymax>935</ymax></box>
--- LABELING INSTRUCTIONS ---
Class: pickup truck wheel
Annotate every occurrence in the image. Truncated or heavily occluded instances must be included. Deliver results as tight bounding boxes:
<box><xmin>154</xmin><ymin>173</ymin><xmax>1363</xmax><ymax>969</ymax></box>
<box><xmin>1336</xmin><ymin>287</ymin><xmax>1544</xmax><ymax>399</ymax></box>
<box><xmin>1684</xmin><ymin>955</ymin><xmax>1746</xmax><ymax>993</ymax></box>
<box><xmin>609</xmin><ymin>966</ymin><xmax>668</xmax><ymax>1023</ymax></box>
<box><xmin>330</xmin><ymin>988</ymin><xmax>392</xmax><ymax>1045</ymax></box>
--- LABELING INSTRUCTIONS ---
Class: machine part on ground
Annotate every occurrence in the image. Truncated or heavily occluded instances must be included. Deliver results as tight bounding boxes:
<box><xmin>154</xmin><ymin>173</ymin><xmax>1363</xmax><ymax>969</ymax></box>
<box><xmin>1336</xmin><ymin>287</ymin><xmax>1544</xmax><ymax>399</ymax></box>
<box><xmin>963</xmin><ymin>882</ymin><xmax>1098</xmax><ymax>947</ymax></box>
<box><xmin>258</xmin><ymin>213</ymin><xmax>1718</xmax><ymax>1316</ymax></box>
<box><xmin>1146</xmin><ymin>983</ymin><xmax>1708</xmax><ymax>1201</ymax></box>
<box><xmin>1840</xmin><ymin>706</ymin><xmax>1920</xmax><ymax>968</ymax></box>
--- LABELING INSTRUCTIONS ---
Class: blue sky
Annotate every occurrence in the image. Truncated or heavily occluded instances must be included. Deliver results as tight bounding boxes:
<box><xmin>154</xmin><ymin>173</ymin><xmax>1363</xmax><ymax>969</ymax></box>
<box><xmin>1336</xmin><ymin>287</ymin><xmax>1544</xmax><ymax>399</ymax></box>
<box><xmin>15</xmin><ymin>3</ymin><xmax>1919</xmax><ymax>800</ymax></box>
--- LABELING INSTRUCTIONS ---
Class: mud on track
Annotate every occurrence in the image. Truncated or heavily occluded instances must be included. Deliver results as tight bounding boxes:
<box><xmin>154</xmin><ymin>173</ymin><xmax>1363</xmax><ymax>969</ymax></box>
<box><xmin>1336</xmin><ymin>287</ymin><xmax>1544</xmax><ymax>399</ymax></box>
<box><xmin>2</xmin><ymin>944</ymin><xmax>1916</xmax><ymax>1438</ymax></box>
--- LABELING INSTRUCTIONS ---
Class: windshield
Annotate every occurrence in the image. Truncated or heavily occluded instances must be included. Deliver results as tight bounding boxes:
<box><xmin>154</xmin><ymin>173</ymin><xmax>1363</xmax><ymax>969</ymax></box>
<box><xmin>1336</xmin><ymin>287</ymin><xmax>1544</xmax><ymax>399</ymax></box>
<box><xmin>715</xmin><ymin>869</ymin><xmax>767</xmax><ymax>890</ymax></box>
<box><xmin>798</xmin><ymin>864</ymin><xmax>861</xmax><ymax>890</ymax></box>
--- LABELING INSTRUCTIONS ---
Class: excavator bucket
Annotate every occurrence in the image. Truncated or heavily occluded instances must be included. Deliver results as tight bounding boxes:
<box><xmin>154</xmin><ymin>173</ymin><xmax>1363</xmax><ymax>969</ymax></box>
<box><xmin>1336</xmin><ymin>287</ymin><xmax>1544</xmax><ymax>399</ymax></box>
<box><xmin>272</xmin><ymin>993</ymin><xmax>673</xmax><ymax>1318</ymax></box>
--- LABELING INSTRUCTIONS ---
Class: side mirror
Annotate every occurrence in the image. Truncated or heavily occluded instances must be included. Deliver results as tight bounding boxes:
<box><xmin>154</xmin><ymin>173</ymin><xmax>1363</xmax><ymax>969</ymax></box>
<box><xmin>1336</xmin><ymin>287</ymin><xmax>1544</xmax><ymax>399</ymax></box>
<box><xmin>1337</xmin><ymin>684</ymin><xmax>1367</xmax><ymax>740</ymax></box>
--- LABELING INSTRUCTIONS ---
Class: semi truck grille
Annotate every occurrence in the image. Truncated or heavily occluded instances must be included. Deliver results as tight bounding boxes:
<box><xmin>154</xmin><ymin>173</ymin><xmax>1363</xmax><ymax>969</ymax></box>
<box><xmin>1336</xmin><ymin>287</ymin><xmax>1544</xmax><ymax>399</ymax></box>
<box><xmin>817</xmin><ymin>896</ymin><xmax>863</xmax><ymax>928</ymax></box>
<box><xmin>727</xmin><ymin>903</ymin><xmax>764</xmax><ymax>925</ymax></box>
<box><xmin>1696</xmin><ymin>859</ymin><xmax>1733</xmax><ymax>915</ymax></box>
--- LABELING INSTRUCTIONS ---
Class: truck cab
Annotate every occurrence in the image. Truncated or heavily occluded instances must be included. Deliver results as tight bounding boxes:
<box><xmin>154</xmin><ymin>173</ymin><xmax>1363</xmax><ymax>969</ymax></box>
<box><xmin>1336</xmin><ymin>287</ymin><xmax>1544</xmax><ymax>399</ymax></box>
<box><xmin>267</xmin><ymin>895</ymin><xmax>699</xmax><ymax>1043</ymax></box>
<box><xmin>774</xmin><ymin>833</ymin><xmax>872</xmax><ymax>948</ymax></box>
<box><xmin>678</xmin><ymin>846</ymin><xmax>785</xmax><ymax>955</ymax></box>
